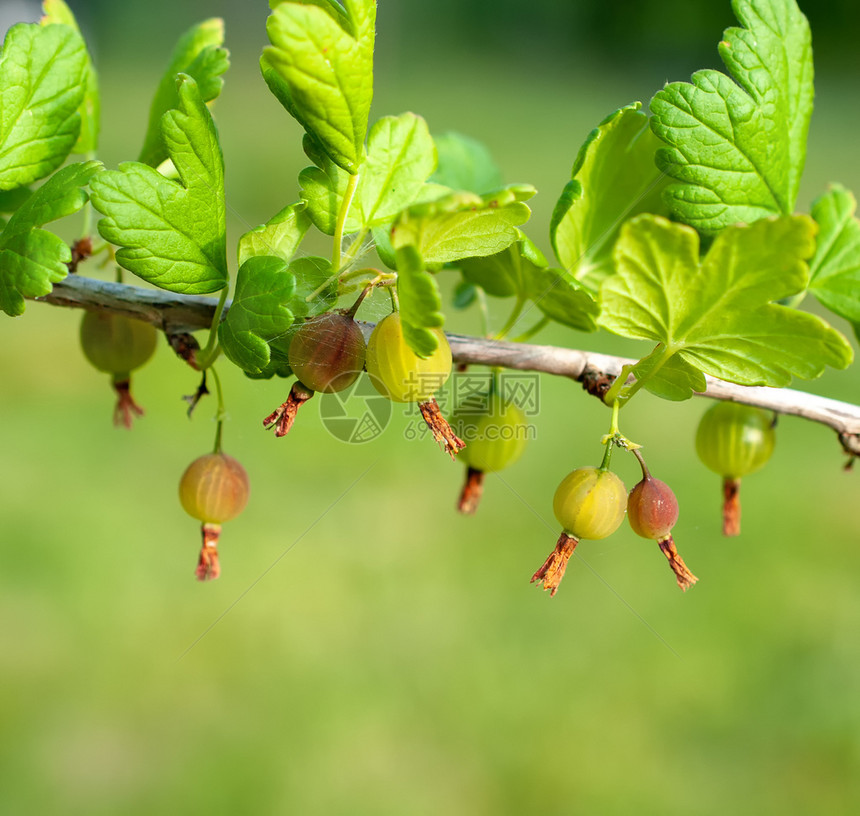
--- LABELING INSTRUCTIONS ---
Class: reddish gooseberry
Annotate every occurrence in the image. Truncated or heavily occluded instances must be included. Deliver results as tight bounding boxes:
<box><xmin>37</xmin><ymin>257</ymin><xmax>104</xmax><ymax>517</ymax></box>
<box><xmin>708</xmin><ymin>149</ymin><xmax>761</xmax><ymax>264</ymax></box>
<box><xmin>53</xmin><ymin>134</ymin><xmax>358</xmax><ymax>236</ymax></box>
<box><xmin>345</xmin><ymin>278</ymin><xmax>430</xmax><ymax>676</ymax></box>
<box><xmin>179</xmin><ymin>452</ymin><xmax>250</xmax><ymax>581</ymax></box>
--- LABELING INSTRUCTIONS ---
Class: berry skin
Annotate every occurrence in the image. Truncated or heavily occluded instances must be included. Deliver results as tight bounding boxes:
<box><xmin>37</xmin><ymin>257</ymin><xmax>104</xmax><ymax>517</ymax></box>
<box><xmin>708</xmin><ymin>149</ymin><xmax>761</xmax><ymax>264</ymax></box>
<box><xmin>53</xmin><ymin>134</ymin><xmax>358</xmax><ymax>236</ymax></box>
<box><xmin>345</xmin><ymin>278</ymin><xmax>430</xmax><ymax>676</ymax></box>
<box><xmin>80</xmin><ymin>311</ymin><xmax>157</xmax><ymax>374</ymax></box>
<box><xmin>695</xmin><ymin>402</ymin><xmax>775</xmax><ymax>536</ymax></box>
<box><xmin>627</xmin><ymin>474</ymin><xmax>697</xmax><ymax>591</ymax></box>
<box><xmin>365</xmin><ymin>312</ymin><xmax>451</xmax><ymax>403</ymax></box>
<box><xmin>552</xmin><ymin>466</ymin><xmax>627</xmax><ymax>541</ymax></box>
<box><xmin>627</xmin><ymin>476</ymin><xmax>679</xmax><ymax>540</ymax></box>
<box><xmin>288</xmin><ymin>313</ymin><xmax>366</xmax><ymax>394</ymax></box>
<box><xmin>451</xmin><ymin>395</ymin><xmax>529</xmax><ymax>513</ymax></box>
<box><xmin>695</xmin><ymin>402</ymin><xmax>775</xmax><ymax>479</ymax></box>
<box><xmin>79</xmin><ymin>311</ymin><xmax>158</xmax><ymax>428</ymax></box>
<box><xmin>179</xmin><ymin>453</ymin><xmax>250</xmax><ymax>581</ymax></box>
<box><xmin>532</xmin><ymin>466</ymin><xmax>627</xmax><ymax>596</ymax></box>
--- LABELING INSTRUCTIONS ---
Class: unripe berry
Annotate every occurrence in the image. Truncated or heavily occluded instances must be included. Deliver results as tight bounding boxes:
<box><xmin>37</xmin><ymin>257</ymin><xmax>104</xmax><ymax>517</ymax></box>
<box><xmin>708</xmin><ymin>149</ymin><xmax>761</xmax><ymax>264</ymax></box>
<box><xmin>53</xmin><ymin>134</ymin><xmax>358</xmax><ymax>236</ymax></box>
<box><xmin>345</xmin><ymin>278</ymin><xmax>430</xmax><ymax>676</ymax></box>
<box><xmin>179</xmin><ymin>453</ymin><xmax>250</xmax><ymax>581</ymax></box>
<box><xmin>695</xmin><ymin>402</ymin><xmax>775</xmax><ymax>536</ymax></box>
<box><xmin>451</xmin><ymin>395</ymin><xmax>529</xmax><ymax>513</ymax></box>
<box><xmin>533</xmin><ymin>466</ymin><xmax>627</xmax><ymax>597</ymax></box>
<box><xmin>80</xmin><ymin>311</ymin><xmax>157</xmax><ymax>375</ymax></box>
<box><xmin>365</xmin><ymin>312</ymin><xmax>463</xmax><ymax>457</ymax></box>
<box><xmin>696</xmin><ymin>402</ymin><xmax>775</xmax><ymax>479</ymax></box>
<box><xmin>552</xmin><ymin>466</ymin><xmax>627</xmax><ymax>541</ymax></box>
<box><xmin>288</xmin><ymin>313</ymin><xmax>366</xmax><ymax>393</ymax></box>
<box><xmin>79</xmin><ymin>311</ymin><xmax>158</xmax><ymax>428</ymax></box>
<box><xmin>365</xmin><ymin>312</ymin><xmax>451</xmax><ymax>403</ymax></box>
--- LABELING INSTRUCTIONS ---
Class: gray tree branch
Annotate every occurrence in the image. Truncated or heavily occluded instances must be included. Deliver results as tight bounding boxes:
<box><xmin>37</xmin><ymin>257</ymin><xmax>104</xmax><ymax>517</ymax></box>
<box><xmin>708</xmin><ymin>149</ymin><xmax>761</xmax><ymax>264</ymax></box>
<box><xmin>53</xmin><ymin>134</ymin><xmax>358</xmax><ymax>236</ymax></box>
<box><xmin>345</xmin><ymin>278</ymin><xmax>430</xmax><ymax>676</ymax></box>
<box><xmin>36</xmin><ymin>275</ymin><xmax>860</xmax><ymax>456</ymax></box>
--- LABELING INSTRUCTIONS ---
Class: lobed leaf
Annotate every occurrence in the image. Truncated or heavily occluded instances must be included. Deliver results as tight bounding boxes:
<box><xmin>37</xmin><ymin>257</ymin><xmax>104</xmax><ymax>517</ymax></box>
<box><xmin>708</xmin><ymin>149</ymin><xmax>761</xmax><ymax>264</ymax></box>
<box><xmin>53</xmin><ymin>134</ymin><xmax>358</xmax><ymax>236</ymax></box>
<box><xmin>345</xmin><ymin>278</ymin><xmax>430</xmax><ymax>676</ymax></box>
<box><xmin>219</xmin><ymin>255</ymin><xmax>296</xmax><ymax>375</ymax></box>
<box><xmin>0</xmin><ymin>22</ymin><xmax>88</xmax><ymax>189</ymax></box>
<box><xmin>808</xmin><ymin>184</ymin><xmax>860</xmax><ymax>325</ymax></box>
<box><xmin>138</xmin><ymin>18</ymin><xmax>229</xmax><ymax>168</ymax></box>
<box><xmin>237</xmin><ymin>202</ymin><xmax>311</xmax><ymax>267</ymax></box>
<box><xmin>599</xmin><ymin>214</ymin><xmax>852</xmax><ymax>396</ymax></box>
<box><xmin>550</xmin><ymin>103</ymin><xmax>669</xmax><ymax>293</ymax></box>
<box><xmin>264</xmin><ymin>0</ymin><xmax>375</xmax><ymax>174</ymax></box>
<box><xmin>390</xmin><ymin>186</ymin><xmax>534</xmax><ymax>265</ymax></box>
<box><xmin>300</xmin><ymin>113</ymin><xmax>436</xmax><ymax>235</ymax></box>
<box><xmin>650</xmin><ymin>0</ymin><xmax>813</xmax><ymax>234</ymax></box>
<box><xmin>90</xmin><ymin>75</ymin><xmax>228</xmax><ymax>294</ymax></box>
<box><xmin>460</xmin><ymin>236</ymin><xmax>597</xmax><ymax>332</ymax></box>
<box><xmin>395</xmin><ymin>245</ymin><xmax>444</xmax><ymax>358</ymax></box>
<box><xmin>431</xmin><ymin>132</ymin><xmax>503</xmax><ymax>195</ymax></box>
<box><xmin>0</xmin><ymin>160</ymin><xmax>102</xmax><ymax>316</ymax></box>
<box><xmin>41</xmin><ymin>0</ymin><xmax>100</xmax><ymax>155</ymax></box>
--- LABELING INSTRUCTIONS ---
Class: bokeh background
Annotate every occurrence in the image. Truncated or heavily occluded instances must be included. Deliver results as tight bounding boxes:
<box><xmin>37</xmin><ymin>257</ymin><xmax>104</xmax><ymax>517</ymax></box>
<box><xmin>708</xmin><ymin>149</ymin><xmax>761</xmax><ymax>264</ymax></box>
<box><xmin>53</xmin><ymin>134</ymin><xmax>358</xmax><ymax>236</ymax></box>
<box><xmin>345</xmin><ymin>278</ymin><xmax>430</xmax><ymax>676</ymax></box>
<box><xmin>1</xmin><ymin>1</ymin><xmax>859</xmax><ymax>813</ymax></box>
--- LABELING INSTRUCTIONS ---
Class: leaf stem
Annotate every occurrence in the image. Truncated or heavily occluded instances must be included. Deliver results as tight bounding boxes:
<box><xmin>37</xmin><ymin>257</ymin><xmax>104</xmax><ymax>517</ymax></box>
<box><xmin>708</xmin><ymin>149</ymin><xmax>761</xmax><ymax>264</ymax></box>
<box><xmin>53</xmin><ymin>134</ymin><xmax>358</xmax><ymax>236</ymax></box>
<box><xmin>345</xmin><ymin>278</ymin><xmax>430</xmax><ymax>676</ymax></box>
<box><xmin>512</xmin><ymin>316</ymin><xmax>549</xmax><ymax>343</ymax></box>
<box><xmin>332</xmin><ymin>172</ymin><xmax>360</xmax><ymax>270</ymax></box>
<box><xmin>209</xmin><ymin>365</ymin><xmax>226</xmax><ymax>454</ymax></box>
<box><xmin>196</xmin><ymin>286</ymin><xmax>229</xmax><ymax>370</ymax></box>
<box><xmin>494</xmin><ymin>295</ymin><xmax>527</xmax><ymax>341</ymax></box>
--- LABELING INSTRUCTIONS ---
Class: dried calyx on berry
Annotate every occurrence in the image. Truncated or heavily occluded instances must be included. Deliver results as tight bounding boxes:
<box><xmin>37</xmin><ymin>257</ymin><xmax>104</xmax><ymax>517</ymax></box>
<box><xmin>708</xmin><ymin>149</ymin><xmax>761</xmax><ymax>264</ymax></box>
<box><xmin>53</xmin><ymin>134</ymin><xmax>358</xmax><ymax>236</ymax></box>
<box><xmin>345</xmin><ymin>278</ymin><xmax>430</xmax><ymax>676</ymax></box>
<box><xmin>532</xmin><ymin>465</ymin><xmax>627</xmax><ymax>596</ymax></box>
<box><xmin>264</xmin><ymin>306</ymin><xmax>367</xmax><ymax>437</ymax></box>
<box><xmin>696</xmin><ymin>401</ymin><xmax>775</xmax><ymax>536</ymax></box>
<box><xmin>365</xmin><ymin>311</ymin><xmax>464</xmax><ymax>458</ymax></box>
<box><xmin>451</xmin><ymin>393</ymin><xmax>529</xmax><ymax>513</ymax></box>
<box><xmin>179</xmin><ymin>452</ymin><xmax>250</xmax><ymax>581</ymax></box>
<box><xmin>79</xmin><ymin>310</ymin><xmax>158</xmax><ymax>428</ymax></box>
<box><xmin>627</xmin><ymin>450</ymin><xmax>697</xmax><ymax>591</ymax></box>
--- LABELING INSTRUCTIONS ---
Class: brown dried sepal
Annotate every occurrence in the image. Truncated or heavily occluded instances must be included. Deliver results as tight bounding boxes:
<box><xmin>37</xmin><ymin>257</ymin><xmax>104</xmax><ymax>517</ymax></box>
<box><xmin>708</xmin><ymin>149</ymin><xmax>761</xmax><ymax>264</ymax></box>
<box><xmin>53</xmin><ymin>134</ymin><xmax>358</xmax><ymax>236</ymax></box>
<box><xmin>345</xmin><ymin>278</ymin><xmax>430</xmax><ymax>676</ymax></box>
<box><xmin>112</xmin><ymin>377</ymin><xmax>144</xmax><ymax>429</ymax></box>
<box><xmin>168</xmin><ymin>332</ymin><xmax>200</xmax><ymax>370</ymax></box>
<box><xmin>263</xmin><ymin>381</ymin><xmax>315</xmax><ymax>437</ymax></box>
<box><xmin>657</xmin><ymin>535</ymin><xmax>698</xmax><ymax>591</ymax></box>
<box><xmin>531</xmin><ymin>532</ymin><xmax>579</xmax><ymax>597</ymax></box>
<box><xmin>196</xmin><ymin>522</ymin><xmax>221</xmax><ymax>581</ymax></box>
<box><xmin>418</xmin><ymin>398</ymin><xmax>466</xmax><ymax>459</ymax></box>
<box><xmin>66</xmin><ymin>237</ymin><xmax>93</xmax><ymax>274</ymax></box>
<box><xmin>457</xmin><ymin>467</ymin><xmax>485</xmax><ymax>514</ymax></box>
<box><xmin>722</xmin><ymin>477</ymin><xmax>741</xmax><ymax>537</ymax></box>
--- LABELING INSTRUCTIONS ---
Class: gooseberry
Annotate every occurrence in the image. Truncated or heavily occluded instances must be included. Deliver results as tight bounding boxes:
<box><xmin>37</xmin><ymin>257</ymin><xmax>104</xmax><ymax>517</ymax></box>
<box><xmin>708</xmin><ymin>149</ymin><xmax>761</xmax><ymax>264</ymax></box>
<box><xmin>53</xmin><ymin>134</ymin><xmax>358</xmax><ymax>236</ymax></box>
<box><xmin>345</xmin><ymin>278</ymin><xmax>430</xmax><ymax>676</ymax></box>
<box><xmin>451</xmin><ymin>394</ymin><xmax>529</xmax><ymax>513</ymax></box>
<box><xmin>532</xmin><ymin>466</ymin><xmax>627</xmax><ymax>596</ymax></box>
<box><xmin>695</xmin><ymin>401</ymin><xmax>775</xmax><ymax>536</ymax></box>
<box><xmin>179</xmin><ymin>452</ymin><xmax>250</xmax><ymax>581</ymax></box>
<box><xmin>627</xmin><ymin>463</ymin><xmax>697</xmax><ymax>591</ymax></box>
<box><xmin>80</xmin><ymin>310</ymin><xmax>157</xmax><ymax>428</ymax></box>
<box><xmin>365</xmin><ymin>312</ymin><xmax>464</xmax><ymax>457</ymax></box>
<box><xmin>288</xmin><ymin>313</ymin><xmax>366</xmax><ymax>393</ymax></box>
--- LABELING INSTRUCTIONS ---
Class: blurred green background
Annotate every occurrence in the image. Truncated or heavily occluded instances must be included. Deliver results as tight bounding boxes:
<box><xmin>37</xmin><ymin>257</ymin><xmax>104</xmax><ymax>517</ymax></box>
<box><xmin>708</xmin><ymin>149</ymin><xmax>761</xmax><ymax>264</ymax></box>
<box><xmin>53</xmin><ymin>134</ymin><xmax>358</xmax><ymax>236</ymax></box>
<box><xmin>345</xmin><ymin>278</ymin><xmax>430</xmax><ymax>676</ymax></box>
<box><xmin>1</xmin><ymin>1</ymin><xmax>859</xmax><ymax>813</ymax></box>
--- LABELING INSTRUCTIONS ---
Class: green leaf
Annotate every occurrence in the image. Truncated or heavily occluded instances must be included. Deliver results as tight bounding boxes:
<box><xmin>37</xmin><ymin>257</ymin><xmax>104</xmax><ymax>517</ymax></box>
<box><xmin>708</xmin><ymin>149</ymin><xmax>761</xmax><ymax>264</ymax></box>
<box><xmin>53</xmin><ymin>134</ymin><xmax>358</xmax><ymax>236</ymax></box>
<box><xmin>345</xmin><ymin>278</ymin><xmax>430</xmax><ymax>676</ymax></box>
<box><xmin>138</xmin><ymin>19</ymin><xmax>229</xmax><ymax>168</ymax></box>
<box><xmin>808</xmin><ymin>184</ymin><xmax>860</xmax><ymax>324</ymax></box>
<box><xmin>396</xmin><ymin>245</ymin><xmax>443</xmax><ymax>358</ymax></box>
<box><xmin>600</xmin><ymin>215</ymin><xmax>852</xmax><ymax>393</ymax></box>
<box><xmin>264</xmin><ymin>0</ymin><xmax>375</xmax><ymax>174</ymax></box>
<box><xmin>41</xmin><ymin>0</ymin><xmax>100</xmax><ymax>155</ymax></box>
<box><xmin>526</xmin><ymin>266</ymin><xmax>598</xmax><ymax>332</ymax></box>
<box><xmin>219</xmin><ymin>255</ymin><xmax>296</xmax><ymax>375</ymax></box>
<box><xmin>550</xmin><ymin>103</ymin><xmax>669</xmax><ymax>293</ymax></box>
<box><xmin>452</xmin><ymin>279</ymin><xmax>477</xmax><ymax>310</ymax></box>
<box><xmin>0</xmin><ymin>160</ymin><xmax>101</xmax><ymax>316</ymax></box>
<box><xmin>431</xmin><ymin>132</ymin><xmax>503</xmax><ymax>194</ymax></box>
<box><xmin>633</xmin><ymin>352</ymin><xmax>708</xmax><ymax>402</ymax></box>
<box><xmin>459</xmin><ymin>236</ymin><xmax>597</xmax><ymax>332</ymax></box>
<box><xmin>289</xmin><ymin>256</ymin><xmax>337</xmax><ymax>318</ymax></box>
<box><xmin>0</xmin><ymin>22</ymin><xmax>87</xmax><ymax>189</ymax></box>
<box><xmin>390</xmin><ymin>186</ymin><xmax>534</xmax><ymax>265</ymax></box>
<box><xmin>90</xmin><ymin>75</ymin><xmax>228</xmax><ymax>294</ymax></box>
<box><xmin>650</xmin><ymin>0</ymin><xmax>813</xmax><ymax>234</ymax></box>
<box><xmin>0</xmin><ymin>187</ymin><xmax>31</xmax><ymax>213</ymax></box>
<box><xmin>300</xmin><ymin>113</ymin><xmax>436</xmax><ymax>235</ymax></box>
<box><xmin>237</xmin><ymin>202</ymin><xmax>311</xmax><ymax>267</ymax></box>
